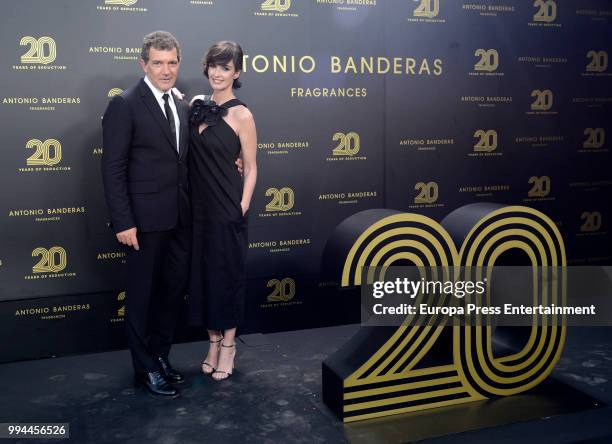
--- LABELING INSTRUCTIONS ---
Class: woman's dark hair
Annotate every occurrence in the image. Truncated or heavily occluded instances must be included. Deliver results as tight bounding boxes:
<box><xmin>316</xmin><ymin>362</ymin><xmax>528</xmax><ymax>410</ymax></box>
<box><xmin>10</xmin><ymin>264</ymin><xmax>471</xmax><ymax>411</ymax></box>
<box><xmin>202</xmin><ymin>41</ymin><xmax>244</xmax><ymax>89</ymax></box>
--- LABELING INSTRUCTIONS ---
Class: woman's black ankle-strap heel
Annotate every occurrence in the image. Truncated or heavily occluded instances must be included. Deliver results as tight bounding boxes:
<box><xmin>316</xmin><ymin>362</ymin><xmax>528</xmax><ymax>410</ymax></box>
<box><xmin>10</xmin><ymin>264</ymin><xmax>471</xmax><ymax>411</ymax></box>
<box><xmin>201</xmin><ymin>337</ymin><xmax>222</xmax><ymax>375</ymax></box>
<box><xmin>211</xmin><ymin>342</ymin><xmax>235</xmax><ymax>381</ymax></box>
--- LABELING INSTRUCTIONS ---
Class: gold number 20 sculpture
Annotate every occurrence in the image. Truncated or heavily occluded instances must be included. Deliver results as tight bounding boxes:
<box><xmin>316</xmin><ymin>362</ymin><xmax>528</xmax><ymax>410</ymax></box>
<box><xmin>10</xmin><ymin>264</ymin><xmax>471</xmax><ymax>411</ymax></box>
<box><xmin>322</xmin><ymin>203</ymin><xmax>566</xmax><ymax>422</ymax></box>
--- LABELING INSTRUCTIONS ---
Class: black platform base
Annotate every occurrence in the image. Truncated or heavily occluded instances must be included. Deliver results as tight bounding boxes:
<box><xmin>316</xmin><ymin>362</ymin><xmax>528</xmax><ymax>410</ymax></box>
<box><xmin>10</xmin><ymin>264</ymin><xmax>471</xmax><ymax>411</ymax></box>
<box><xmin>344</xmin><ymin>378</ymin><xmax>603</xmax><ymax>443</ymax></box>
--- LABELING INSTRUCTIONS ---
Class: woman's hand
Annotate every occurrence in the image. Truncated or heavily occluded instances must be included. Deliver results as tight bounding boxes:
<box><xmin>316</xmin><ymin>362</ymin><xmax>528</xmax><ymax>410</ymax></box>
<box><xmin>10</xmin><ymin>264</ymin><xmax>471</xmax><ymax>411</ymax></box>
<box><xmin>240</xmin><ymin>201</ymin><xmax>249</xmax><ymax>216</ymax></box>
<box><xmin>190</xmin><ymin>94</ymin><xmax>206</xmax><ymax>106</ymax></box>
<box><xmin>171</xmin><ymin>87</ymin><xmax>185</xmax><ymax>100</ymax></box>
<box><xmin>235</xmin><ymin>157</ymin><xmax>244</xmax><ymax>176</ymax></box>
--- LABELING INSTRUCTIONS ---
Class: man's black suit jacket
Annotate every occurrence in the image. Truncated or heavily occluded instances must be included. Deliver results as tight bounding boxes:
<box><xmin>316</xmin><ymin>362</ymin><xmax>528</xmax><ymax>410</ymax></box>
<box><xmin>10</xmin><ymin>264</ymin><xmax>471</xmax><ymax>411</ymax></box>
<box><xmin>101</xmin><ymin>78</ymin><xmax>191</xmax><ymax>233</ymax></box>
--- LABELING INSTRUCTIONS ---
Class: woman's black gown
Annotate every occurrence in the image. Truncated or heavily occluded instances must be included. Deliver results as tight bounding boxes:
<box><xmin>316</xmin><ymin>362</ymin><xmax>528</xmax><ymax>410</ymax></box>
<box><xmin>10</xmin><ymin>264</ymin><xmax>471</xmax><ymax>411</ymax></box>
<box><xmin>188</xmin><ymin>98</ymin><xmax>247</xmax><ymax>330</ymax></box>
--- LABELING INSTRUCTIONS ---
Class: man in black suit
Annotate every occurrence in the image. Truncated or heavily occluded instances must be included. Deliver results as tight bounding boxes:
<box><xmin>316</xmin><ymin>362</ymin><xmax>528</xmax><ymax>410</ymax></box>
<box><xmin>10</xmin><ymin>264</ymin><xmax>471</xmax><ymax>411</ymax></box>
<box><xmin>101</xmin><ymin>31</ymin><xmax>189</xmax><ymax>398</ymax></box>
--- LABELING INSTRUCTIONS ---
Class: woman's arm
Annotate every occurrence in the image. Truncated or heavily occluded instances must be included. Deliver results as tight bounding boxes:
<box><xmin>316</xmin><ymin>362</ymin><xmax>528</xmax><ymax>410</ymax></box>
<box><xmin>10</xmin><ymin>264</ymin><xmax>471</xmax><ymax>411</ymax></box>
<box><xmin>237</xmin><ymin>107</ymin><xmax>257</xmax><ymax>216</ymax></box>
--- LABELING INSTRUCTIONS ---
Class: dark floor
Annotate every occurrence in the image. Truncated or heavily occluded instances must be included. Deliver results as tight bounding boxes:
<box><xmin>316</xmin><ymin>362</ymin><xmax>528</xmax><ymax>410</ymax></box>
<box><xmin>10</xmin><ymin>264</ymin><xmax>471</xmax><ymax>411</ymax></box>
<box><xmin>0</xmin><ymin>326</ymin><xmax>611</xmax><ymax>444</ymax></box>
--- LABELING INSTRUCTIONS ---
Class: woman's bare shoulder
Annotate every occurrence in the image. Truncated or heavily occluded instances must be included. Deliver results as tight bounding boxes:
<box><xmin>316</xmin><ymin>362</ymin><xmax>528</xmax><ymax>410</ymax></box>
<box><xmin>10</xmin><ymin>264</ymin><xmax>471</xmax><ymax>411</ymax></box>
<box><xmin>234</xmin><ymin>104</ymin><xmax>254</xmax><ymax>123</ymax></box>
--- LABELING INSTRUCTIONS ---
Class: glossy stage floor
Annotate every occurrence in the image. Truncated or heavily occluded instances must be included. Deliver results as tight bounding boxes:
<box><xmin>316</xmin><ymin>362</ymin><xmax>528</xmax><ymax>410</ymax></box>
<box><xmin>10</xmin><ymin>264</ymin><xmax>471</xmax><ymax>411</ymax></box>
<box><xmin>1</xmin><ymin>325</ymin><xmax>612</xmax><ymax>444</ymax></box>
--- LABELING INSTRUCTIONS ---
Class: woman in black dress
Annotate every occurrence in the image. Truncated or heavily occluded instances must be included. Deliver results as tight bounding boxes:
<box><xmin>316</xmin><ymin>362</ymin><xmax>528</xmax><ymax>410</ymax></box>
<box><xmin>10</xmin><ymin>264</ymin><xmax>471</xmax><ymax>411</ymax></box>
<box><xmin>188</xmin><ymin>41</ymin><xmax>257</xmax><ymax>381</ymax></box>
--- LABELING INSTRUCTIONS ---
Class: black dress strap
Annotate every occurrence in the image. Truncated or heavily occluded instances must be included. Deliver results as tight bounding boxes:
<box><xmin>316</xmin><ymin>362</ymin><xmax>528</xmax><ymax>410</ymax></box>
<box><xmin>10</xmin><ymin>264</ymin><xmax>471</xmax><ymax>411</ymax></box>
<box><xmin>222</xmin><ymin>98</ymin><xmax>246</xmax><ymax>109</ymax></box>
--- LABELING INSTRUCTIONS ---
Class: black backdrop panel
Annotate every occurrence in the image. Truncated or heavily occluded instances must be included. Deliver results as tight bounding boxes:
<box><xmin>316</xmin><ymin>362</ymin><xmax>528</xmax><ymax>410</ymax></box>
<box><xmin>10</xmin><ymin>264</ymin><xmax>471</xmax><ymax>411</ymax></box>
<box><xmin>0</xmin><ymin>0</ymin><xmax>610</xmax><ymax>361</ymax></box>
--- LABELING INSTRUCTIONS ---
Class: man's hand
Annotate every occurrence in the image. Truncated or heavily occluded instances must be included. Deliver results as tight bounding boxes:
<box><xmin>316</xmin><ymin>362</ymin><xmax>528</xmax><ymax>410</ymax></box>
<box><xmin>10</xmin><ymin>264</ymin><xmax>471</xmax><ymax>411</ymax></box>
<box><xmin>235</xmin><ymin>157</ymin><xmax>244</xmax><ymax>176</ymax></box>
<box><xmin>116</xmin><ymin>227</ymin><xmax>140</xmax><ymax>251</ymax></box>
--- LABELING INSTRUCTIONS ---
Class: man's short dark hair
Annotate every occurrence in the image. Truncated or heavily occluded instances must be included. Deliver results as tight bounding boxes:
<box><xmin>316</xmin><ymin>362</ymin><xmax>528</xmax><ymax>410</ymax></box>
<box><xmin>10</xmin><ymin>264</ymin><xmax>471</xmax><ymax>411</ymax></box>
<box><xmin>141</xmin><ymin>31</ymin><xmax>181</xmax><ymax>63</ymax></box>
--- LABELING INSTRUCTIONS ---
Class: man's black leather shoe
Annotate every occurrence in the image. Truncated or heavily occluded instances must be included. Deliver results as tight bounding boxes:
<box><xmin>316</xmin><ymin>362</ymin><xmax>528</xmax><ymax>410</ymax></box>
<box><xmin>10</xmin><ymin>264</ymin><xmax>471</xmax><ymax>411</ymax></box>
<box><xmin>157</xmin><ymin>356</ymin><xmax>185</xmax><ymax>384</ymax></box>
<box><xmin>134</xmin><ymin>371</ymin><xmax>180</xmax><ymax>398</ymax></box>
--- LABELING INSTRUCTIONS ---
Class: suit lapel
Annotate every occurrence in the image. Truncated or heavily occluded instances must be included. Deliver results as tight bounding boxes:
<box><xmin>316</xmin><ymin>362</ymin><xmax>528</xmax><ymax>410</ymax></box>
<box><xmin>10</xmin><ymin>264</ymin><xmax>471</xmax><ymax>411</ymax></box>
<box><xmin>138</xmin><ymin>79</ymin><xmax>178</xmax><ymax>155</ymax></box>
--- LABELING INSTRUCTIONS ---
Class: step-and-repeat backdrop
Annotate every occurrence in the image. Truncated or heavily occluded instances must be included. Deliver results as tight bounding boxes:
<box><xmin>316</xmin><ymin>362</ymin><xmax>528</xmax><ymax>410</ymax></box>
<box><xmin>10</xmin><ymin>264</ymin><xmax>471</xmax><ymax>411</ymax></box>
<box><xmin>0</xmin><ymin>0</ymin><xmax>610</xmax><ymax>361</ymax></box>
